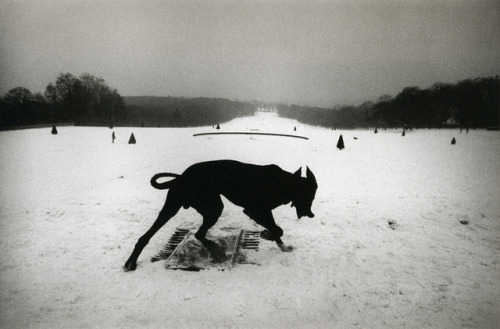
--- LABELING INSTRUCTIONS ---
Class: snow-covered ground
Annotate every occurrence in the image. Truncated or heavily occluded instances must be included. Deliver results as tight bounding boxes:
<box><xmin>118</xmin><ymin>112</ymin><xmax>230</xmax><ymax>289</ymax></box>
<box><xmin>1</xmin><ymin>111</ymin><xmax>499</xmax><ymax>329</ymax></box>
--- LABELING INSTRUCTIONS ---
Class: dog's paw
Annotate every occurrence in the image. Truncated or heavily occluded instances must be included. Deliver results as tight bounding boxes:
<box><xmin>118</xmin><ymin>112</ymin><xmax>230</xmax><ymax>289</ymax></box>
<box><xmin>123</xmin><ymin>261</ymin><xmax>137</xmax><ymax>272</ymax></box>
<box><xmin>278</xmin><ymin>244</ymin><xmax>294</xmax><ymax>252</ymax></box>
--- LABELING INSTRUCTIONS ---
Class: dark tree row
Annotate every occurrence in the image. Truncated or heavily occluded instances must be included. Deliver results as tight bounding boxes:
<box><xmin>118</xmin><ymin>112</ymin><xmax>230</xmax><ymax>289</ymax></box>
<box><xmin>278</xmin><ymin>76</ymin><xmax>500</xmax><ymax>129</ymax></box>
<box><xmin>0</xmin><ymin>87</ymin><xmax>53</xmax><ymax>127</ymax></box>
<box><xmin>277</xmin><ymin>101</ymin><xmax>374</xmax><ymax>129</ymax></box>
<box><xmin>2</xmin><ymin>74</ymin><xmax>498</xmax><ymax>130</ymax></box>
<box><xmin>372</xmin><ymin>76</ymin><xmax>499</xmax><ymax>129</ymax></box>
<box><xmin>46</xmin><ymin>73</ymin><xmax>126</xmax><ymax>126</ymax></box>
<box><xmin>1</xmin><ymin>73</ymin><xmax>126</xmax><ymax>128</ymax></box>
<box><xmin>0</xmin><ymin>73</ymin><xmax>257</xmax><ymax>129</ymax></box>
<box><xmin>123</xmin><ymin>96</ymin><xmax>256</xmax><ymax>127</ymax></box>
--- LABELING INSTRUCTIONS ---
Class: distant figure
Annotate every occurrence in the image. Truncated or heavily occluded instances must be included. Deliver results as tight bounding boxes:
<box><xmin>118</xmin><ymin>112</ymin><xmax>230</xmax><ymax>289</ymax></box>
<box><xmin>374</xmin><ymin>128</ymin><xmax>378</xmax><ymax>134</ymax></box>
<box><xmin>337</xmin><ymin>135</ymin><xmax>344</xmax><ymax>150</ymax></box>
<box><xmin>51</xmin><ymin>125</ymin><xmax>58</xmax><ymax>135</ymax></box>
<box><xmin>112</xmin><ymin>131</ymin><xmax>116</xmax><ymax>143</ymax></box>
<box><xmin>294</xmin><ymin>126</ymin><xmax>296</xmax><ymax>132</ymax></box>
<box><xmin>451</xmin><ymin>137</ymin><xmax>456</xmax><ymax>145</ymax></box>
<box><xmin>402</xmin><ymin>130</ymin><xmax>406</xmax><ymax>137</ymax></box>
<box><xmin>216</xmin><ymin>124</ymin><xmax>220</xmax><ymax>130</ymax></box>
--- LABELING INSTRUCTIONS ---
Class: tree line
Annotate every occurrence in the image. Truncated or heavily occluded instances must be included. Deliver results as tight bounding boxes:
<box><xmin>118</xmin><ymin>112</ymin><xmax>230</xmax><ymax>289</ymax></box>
<box><xmin>1</xmin><ymin>73</ymin><xmax>125</xmax><ymax>128</ymax></box>
<box><xmin>123</xmin><ymin>96</ymin><xmax>255</xmax><ymax>127</ymax></box>
<box><xmin>0</xmin><ymin>72</ymin><xmax>256</xmax><ymax>129</ymax></box>
<box><xmin>2</xmin><ymin>73</ymin><xmax>498</xmax><ymax>130</ymax></box>
<box><xmin>278</xmin><ymin>76</ymin><xmax>499</xmax><ymax>129</ymax></box>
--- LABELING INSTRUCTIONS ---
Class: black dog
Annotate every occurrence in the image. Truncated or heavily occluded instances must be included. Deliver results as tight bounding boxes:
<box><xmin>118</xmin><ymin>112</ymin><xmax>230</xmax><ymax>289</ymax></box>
<box><xmin>124</xmin><ymin>160</ymin><xmax>317</xmax><ymax>271</ymax></box>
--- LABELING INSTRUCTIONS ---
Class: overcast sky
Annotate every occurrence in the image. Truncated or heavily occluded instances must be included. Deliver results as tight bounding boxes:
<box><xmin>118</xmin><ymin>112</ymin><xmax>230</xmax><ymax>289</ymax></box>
<box><xmin>1</xmin><ymin>0</ymin><xmax>499</xmax><ymax>106</ymax></box>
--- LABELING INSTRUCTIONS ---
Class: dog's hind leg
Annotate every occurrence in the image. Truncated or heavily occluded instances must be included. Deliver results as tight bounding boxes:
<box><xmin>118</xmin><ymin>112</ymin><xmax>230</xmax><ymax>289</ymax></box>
<box><xmin>243</xmin><ymin>209</ymin><xmax>294</xmax><ymax>252</ymax></box>
<box><xmin>192</xmin><ymin>195</ymin><xmax>227</xmax><ymax>263</ymax></box>
<box><xmin>124</xmin><ymin>196</ymin><xmax>181</xmax><ymax>271</ymax></box>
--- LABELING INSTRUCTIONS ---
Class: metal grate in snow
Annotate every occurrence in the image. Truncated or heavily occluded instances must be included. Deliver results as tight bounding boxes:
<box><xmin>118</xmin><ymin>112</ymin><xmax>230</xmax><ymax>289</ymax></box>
<box><xmin>240</xmin><ymin>230</ymin><xmax>260</xmax><ymax>251</ymax></box>
<box><xmin>151</xmin><ymin>228</ymin><xmax>190</xmax><ymax>262</ymax></box>
<box><xmin>153</xmin><ymin>228</ymin><xmax>260</xmax><ymax>271</ymax></box>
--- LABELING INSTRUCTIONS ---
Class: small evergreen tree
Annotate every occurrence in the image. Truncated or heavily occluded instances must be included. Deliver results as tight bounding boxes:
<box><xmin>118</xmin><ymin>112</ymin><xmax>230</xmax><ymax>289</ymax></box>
<box><xmin>129</xmin><ymin>133</ymin><xmax>136</xmax><ymax>144</ymax></box>
<box><xmin>337</xmin><ymin>135</ymin><xmax>344</xmax><ymax>150</ymax></box>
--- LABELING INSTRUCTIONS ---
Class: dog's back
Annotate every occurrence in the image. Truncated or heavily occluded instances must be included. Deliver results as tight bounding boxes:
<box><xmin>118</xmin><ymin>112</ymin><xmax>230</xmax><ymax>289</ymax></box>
<box><xmin>177</xmin><ymin>160</ymin><xmax>292</xmax><ymax>209</ymax></box>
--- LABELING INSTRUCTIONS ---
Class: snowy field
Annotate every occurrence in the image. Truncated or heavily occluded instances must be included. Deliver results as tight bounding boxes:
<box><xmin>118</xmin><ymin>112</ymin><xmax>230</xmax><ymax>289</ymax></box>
<box><xmin>1</xmin><ymin>111</ymin><xmax>499</xmax><ymax>329</ymax></box>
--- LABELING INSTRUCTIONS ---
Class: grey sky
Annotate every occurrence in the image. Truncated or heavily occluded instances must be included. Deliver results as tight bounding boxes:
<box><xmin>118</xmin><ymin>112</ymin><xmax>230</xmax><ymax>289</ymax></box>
<box><xmin>1</xmin><ymin>0</ymin><xmax>499</xmax><ymax>106</ymax></box>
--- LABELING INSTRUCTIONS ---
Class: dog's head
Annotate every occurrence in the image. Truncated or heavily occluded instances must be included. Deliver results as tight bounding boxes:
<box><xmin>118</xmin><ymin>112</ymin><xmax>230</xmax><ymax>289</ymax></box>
<box><xmin>291</xmin><ymin>167</ymin><xmax>318</xmax><ymax>219</ymax></box>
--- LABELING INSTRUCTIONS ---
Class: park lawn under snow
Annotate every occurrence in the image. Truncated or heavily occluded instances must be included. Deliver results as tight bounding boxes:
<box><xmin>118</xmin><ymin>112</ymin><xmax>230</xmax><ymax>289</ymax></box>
<box><xmin>0</xmin><ymin>112</ymin><xmax>499</xmax><ymax>329</ymax></box>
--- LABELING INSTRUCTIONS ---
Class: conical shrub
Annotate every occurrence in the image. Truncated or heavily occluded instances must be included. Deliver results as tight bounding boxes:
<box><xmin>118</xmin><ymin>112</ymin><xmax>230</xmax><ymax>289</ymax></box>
<box><xmin>128</xmin><ymin>133</ymin><xmax>136</xmax><ymax>144</ymax></box>
<box><xmin>337</xmin><ymin>135</ymin><xmax>344</xmax><ymax>150</ymax></box>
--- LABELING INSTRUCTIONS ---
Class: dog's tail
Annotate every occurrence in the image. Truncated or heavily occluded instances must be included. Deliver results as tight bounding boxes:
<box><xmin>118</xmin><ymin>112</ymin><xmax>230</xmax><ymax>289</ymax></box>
<box><xmin>150</xmin><ymin>173</ymin><xmax>180</xmax><ymax>190</ymax></box>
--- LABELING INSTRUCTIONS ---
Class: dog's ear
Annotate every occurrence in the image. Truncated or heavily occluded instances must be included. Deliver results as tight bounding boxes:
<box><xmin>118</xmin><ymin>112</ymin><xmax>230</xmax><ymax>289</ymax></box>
<box><xmin>293</xmin><ymin>168</ymin><xmax>301</xmax><ymax>178</ymax></box>
<box><xmin>306</xmin><ymin>167</ymin><xmax>317</xmax><ymax>187</ymax></box>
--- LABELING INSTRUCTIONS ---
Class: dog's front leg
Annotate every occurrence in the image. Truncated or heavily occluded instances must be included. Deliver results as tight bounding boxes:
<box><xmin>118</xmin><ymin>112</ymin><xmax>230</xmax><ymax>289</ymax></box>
<box><xmin>244</xmin><ymin>209</ymin><xmax>294</xmax><ymax>252</ymax></box>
